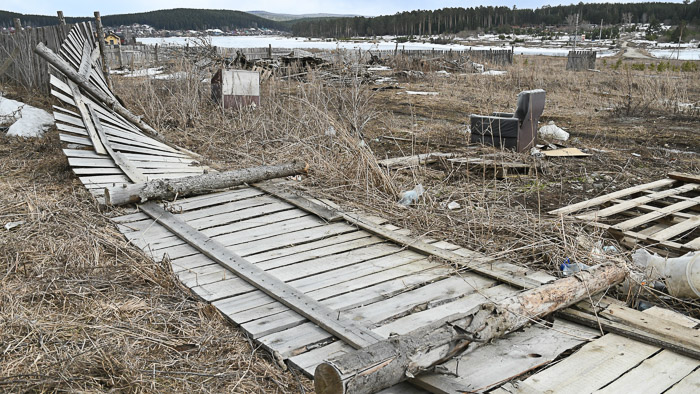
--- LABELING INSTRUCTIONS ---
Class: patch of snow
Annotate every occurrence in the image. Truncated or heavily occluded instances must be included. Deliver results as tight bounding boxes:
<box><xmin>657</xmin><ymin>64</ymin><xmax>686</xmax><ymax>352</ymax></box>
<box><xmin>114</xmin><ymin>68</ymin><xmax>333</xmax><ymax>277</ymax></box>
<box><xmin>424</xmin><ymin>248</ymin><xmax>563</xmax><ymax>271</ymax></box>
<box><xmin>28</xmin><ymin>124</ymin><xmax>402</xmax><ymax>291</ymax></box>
<box><xmin>405</xmin><ymin>91</ymin><xmax>439</xmax><ymax>96</ymax></box>
<box><xmin>122</xmin><ymin>67</ymin><xmax>165</xmax><ymax>77</ymax></box>
<box><xmin>0</xmin><ymin>94</ymin><xmax>54</xmax><ymax>138</ymax></box>
<box><xmin>368</xmin><ymin>66</ymin><xmax>392</xmax><ymax>71</ymax></box>
<box><xmin>481</xmin><ymin>70</ymin><xmax>507</xmax><ymax>75</ymax></box>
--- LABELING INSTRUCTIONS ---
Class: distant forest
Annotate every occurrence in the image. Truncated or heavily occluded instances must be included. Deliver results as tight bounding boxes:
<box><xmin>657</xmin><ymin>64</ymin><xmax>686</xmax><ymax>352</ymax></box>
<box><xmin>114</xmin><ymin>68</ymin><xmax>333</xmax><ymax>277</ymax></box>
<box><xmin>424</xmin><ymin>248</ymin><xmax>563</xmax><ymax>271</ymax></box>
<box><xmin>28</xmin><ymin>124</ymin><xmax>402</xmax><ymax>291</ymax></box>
<box><xmin>0</xmin><ymin>8</ymin><xmax>285</xmax><ymax>30</ymax></box>
<box><xmin>1</xmin><ymin>2</ymin><xmax>698</xmax><ymax>35</ymax></box>
<box><xmin>291</xmin><ymin>2</ymin><xmax>700</xmax><ymax>37</ymax></box>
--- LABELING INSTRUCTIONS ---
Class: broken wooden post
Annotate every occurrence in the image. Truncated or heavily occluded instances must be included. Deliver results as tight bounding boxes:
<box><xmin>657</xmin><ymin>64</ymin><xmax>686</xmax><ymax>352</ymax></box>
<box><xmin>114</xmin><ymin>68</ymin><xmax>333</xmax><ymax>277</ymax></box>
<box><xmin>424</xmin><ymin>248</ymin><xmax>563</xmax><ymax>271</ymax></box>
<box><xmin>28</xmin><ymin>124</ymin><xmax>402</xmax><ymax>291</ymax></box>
<box><xmin>314</xmin><ymin>262</ymin><xmax>627</xmax><ymax>394</ymax></box>
<box><xmin>13</xmin><ymin>18</ymin><xmax>22</xmax><ymax>32</ymax></box>
<box><xmin>34</xmin><ymin>42</ymin><xmax>162</xmax><ymax>139</ymax></box>
<box><xmin>57</xmin><ymin>11</ymin><xmax>65</xmax><ymax>25</ymax></box>
<box><xmin>104</xmin><ymin>161</ymin><xmax>308</xmax><ymax>206</ymax></box>
<box><xmin>94</xmin><ymin>11</ymin><xmax>114</xmax><ymax>90</ymax></box>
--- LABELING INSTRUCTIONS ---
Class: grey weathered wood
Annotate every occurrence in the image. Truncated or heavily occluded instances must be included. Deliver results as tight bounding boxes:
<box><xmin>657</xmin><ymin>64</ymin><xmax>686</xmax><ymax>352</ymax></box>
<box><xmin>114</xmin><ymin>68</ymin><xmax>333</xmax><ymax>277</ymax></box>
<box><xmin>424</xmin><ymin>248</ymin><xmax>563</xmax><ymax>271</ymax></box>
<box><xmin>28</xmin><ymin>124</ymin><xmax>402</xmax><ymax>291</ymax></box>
<box><xmin>105</xmin><ymin>162</ymin><xmax>307</xmax><ymax>205</ymax></box>
<box><xmin>87</xmin><ymin>104</ymin><xmax>146</xmax><ymax>183</ymax></box>
<box><xmin>314</xmin><ymin>263</ymin><xmax>627</xmax><ymax>394</ymax></box>
<box><xmin>340</xmin><ymin>212</ymin><xmax>543</xmax><ymax>290</ymax></box>
<box><xmin>67</xmin><ymin>75</ymin><xmax>107</xmax><ymax>154</ymax></box>
<box><xmin>254</xmin><ymin>179</ymin><xmax>342</xmax><ymax>222</ymax></box>
<box><xmin>138</xmin><ymin>202</ymin><xmax>384</xmax><ymax>349</ymax></box>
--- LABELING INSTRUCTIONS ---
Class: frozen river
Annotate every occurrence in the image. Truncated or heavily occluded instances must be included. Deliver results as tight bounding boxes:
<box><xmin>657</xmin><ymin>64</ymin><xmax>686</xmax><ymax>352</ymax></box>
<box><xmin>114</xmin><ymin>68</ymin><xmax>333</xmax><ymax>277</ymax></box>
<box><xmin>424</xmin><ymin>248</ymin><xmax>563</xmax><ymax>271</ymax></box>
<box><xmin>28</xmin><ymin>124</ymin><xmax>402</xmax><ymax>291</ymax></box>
<box><xmin>137</xmin><ymin>36</ymin><xmax>619</xmax><ymax>57</ymax></box>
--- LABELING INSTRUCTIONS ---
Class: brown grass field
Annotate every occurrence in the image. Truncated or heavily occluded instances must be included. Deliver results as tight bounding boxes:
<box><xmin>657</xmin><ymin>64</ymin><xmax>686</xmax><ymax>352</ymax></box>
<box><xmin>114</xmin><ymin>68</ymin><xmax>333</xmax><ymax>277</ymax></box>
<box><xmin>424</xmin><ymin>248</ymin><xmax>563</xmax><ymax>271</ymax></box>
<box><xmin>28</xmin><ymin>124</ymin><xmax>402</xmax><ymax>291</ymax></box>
<box><xmin>1</xmin><ymin>53</ymin><xmax>698</xmax><ymax>391</ymax></box>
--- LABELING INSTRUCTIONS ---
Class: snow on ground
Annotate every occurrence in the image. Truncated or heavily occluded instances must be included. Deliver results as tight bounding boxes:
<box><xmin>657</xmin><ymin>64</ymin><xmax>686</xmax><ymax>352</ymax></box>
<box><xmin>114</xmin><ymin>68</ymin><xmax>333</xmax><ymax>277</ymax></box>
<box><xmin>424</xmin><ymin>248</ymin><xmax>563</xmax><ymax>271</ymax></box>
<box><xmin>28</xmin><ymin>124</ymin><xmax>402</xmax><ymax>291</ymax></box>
<box><xmin>137</xmin><ymin>36</ymin><xmax>617</xmax><ymax>57</ymax></box>
<box><xmin>0</xmin><ymin>93</ymin><xmax>54</xmax><ymax>138</ymax></box>
<box><xmin>481</xmin><ymin>70</ymin><xmax>507</xmax><ymax>75</ymax></box>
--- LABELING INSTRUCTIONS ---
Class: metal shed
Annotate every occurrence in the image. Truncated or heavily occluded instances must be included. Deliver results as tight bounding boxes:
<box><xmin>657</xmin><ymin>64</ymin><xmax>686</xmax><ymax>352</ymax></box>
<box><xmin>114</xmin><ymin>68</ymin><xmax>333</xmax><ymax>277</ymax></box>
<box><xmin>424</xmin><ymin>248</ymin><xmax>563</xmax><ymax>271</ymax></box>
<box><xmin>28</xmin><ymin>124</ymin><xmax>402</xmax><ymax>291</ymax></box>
<box><xmin>211</xmin><ymin>69</ymin><xmax>260</xmax><ymax>109</ymax></box>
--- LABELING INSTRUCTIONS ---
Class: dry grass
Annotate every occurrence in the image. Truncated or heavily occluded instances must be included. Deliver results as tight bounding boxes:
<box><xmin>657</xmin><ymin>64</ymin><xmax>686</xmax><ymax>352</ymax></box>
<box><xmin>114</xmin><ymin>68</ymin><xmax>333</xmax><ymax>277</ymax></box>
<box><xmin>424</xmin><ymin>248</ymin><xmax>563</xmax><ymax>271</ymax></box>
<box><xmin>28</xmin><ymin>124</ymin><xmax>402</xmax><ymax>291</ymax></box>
<box><xmin>1</xmin><ymin>51</ymin><xmax>697</xmax><ymax>391</ymax></box>
<box><xmin>0</xmin><ymin>128</ymin><xmax>311</xmax><ymax>392</ymax></box>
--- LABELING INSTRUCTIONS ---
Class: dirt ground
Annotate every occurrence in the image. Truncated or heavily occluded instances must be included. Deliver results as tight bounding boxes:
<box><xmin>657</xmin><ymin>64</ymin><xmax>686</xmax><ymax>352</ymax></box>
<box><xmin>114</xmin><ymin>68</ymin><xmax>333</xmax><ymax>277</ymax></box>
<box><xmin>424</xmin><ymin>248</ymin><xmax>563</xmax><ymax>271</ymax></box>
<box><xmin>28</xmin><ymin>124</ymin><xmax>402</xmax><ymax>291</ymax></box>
<box><xmin>1</xmin><ymin>53</ymin><xmax>698</xmax><ymax>391</ymax></box>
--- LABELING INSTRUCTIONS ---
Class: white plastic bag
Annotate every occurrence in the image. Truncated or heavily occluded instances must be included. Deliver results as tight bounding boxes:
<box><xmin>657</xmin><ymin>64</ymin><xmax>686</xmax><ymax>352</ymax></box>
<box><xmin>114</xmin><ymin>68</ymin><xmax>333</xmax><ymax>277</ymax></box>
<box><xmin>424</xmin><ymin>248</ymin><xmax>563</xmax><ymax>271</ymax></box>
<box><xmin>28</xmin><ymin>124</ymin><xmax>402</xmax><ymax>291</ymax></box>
<box><xmin>632</xmin><ymin>249</ymin><xmax>700</xmax><ymax>298</ymax></box>
<box><xmin>538</xmin><ymin>121</ymin><xmax>570</xmax><ymax>141</ymax></box>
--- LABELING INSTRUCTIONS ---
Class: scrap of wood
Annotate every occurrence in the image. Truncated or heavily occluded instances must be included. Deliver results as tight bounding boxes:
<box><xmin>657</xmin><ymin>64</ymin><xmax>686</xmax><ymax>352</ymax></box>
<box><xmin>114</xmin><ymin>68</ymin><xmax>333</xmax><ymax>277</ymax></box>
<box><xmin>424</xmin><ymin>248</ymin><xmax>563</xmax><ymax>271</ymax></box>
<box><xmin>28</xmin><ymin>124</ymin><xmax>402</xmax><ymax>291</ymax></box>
<box><xmin>378</xmin><ymin>152</ymin><xmax>455</xmax><ymax>169</ymax></box>
<box><xmin>542</xmin><ymin>147</ymin><xmax>591</xmax><ymax>157</ymax></box>
<box><xmin>668</xmin><ymin>172</ymin><xmax>700</xmax><ymax>184</ymax></box>
<box><xmin>253</xmin><ymin>179</ymin><xmax>342</xmax><ymax>222</ymax></box>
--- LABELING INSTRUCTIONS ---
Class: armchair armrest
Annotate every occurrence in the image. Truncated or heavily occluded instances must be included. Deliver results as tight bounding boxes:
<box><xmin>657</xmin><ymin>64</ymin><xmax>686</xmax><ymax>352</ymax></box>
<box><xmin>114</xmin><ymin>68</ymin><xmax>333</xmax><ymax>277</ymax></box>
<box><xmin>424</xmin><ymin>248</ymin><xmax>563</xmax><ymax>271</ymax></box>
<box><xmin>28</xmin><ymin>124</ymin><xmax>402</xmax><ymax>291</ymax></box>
<box><xmin>492</xmin><ymin>112</ymin><xmax>515</xmax><ymax>118</ymax></box>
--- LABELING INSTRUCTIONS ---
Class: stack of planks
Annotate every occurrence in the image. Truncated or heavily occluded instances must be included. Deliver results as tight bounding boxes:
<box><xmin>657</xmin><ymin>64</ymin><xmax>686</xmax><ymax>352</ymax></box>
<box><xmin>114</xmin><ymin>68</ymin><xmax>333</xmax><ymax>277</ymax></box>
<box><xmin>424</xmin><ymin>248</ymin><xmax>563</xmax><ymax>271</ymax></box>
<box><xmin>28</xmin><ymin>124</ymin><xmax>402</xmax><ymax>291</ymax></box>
<box><xmin>550</xmin><ymin>172</ymin><xmax>700</xmax><ymax>255</ymax></box>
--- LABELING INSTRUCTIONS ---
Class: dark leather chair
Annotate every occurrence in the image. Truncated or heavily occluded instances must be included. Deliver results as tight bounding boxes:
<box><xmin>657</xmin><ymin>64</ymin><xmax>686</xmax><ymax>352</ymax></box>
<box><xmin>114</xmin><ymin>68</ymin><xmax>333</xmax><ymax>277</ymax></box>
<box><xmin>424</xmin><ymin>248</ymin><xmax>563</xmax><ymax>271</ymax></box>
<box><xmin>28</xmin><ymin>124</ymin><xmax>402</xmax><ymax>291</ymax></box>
<box><xmin>469</xmin><ymin>89</ymin><xmax>546</xmax><ymax>152</ymax></box>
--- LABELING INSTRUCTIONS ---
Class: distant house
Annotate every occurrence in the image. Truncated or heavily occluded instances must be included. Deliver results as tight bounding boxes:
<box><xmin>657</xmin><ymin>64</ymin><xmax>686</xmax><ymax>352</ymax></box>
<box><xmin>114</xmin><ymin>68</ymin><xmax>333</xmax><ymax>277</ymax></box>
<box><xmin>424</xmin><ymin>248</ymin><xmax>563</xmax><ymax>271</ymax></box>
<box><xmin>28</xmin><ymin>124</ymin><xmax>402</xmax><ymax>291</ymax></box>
<box><xmin>105</xmin><ymin>33</ymin><xmax>123</xmax><ymax>46</ymax></box>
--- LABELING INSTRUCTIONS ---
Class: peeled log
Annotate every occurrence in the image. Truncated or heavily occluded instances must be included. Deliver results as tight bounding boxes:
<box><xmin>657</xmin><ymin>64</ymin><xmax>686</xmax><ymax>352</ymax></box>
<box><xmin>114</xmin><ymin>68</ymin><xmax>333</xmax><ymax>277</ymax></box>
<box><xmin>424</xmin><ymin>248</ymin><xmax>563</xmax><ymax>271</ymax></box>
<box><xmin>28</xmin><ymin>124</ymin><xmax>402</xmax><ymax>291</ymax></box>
<box><xmin>105</xmin><ymin>161</ymin><xmax>308</xmax><ymax>206</ymax></box>
<box><xmin>315</xmin><ymin>262</ymin><xmax>627</xmax><ymax>394</ymax></box>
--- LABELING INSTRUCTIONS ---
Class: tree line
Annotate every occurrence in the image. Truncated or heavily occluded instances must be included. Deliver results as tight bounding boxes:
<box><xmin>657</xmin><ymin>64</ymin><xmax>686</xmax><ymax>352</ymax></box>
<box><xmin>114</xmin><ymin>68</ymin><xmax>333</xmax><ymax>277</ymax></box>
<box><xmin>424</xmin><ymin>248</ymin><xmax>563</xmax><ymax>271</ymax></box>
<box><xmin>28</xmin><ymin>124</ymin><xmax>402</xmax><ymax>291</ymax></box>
<box><xmin>290</xmin><ymin>2</ymin><xmax>700</xmax><ymax>37</ymax></box>
<box><xmin>0</xmin><ymin>8</ymin><xmax>285</xmax><ymax>31</ymax></box>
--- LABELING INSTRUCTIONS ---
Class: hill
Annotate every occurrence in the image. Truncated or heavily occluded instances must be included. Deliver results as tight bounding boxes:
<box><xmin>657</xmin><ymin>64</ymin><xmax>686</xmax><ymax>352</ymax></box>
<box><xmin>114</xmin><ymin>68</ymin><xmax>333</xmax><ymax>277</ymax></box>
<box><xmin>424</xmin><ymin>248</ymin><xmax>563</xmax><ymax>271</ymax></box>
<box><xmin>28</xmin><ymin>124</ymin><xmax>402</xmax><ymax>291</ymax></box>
<box><xmin>0</xmin><ymin>8</ymin><xmax>287</xmax><ymax>31</ymax></box>
<box><xmin>247</xmin><ymin>10</ymin><xmax>361</xmax><ymax>22</ymax></box>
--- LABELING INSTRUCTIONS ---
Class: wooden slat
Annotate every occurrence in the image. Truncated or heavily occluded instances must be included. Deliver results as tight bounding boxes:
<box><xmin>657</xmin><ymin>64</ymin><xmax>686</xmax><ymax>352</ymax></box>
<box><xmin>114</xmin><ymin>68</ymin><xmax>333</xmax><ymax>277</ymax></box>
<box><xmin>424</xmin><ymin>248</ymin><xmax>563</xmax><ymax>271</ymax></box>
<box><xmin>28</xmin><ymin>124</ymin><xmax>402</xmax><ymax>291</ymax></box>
<box><xmin>613</xmin><ymin>197</ymin><xmax>700</xmax><ymax>231</ymax></box>
<box><xmin>138</xmin><ymin>202</ymin><xmax>384</xmax><ymax>349</ymax></box>
<box><xmin>669</xmin><ymin>172</ymin><xmax>700</xmax><ymax>184</ymax></box>
<box><xmin>66</xmin><ymin>77</ymin><xmax>107</xmax><ymax>154</ymax></box>
<box><xmin>87</xmin><ymin>104</ymin><xmax>145</xmax><ymax>183</ymax></box>
<box><xmin>665</xmin><ymin>369</ymin><xmax>700</xmax><ymax>393</ymax></box>
<box><xmin>548</xmin><ymin>178</ymin><xmax>677</xmax><ymax>215</ymax></box>
<box><xmin>59</xmin><ymin>133</ymin><xmax>92</xmax><ymax>146</ymax></box>
<box><xmin>254</xmin><ymin>180</ymin><xmax>342</xmax><ymax>222</ymax></box>
<box><xmin>649</xmin><ymin>216</ymin><xmax>700</xmax><ymax>242</ymax></box>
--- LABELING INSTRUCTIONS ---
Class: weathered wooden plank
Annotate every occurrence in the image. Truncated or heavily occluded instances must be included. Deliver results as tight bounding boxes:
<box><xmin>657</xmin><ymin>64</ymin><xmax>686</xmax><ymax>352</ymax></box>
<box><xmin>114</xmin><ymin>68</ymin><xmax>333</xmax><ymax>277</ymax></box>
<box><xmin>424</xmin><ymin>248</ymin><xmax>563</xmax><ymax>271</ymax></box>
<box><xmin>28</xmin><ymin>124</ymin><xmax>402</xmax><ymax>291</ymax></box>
<box><xmin>59</xmin><ymin>133</ymin><xmax>92</xmax><ymax>146</ymax></box>
<box><xmin>665</xmin><ymin>369</ymin><xmax>700</xmax><ymax>393</ymax></box>
<box><xmin>87</xmin><ymin>104</ymin><xmax>145</xmax><ymax>183</ymax></box>
<box><xmin>254</xmin><ymin>180</ymin><xmax>342</xmax><ymax>222</ymax></box>
<box><xmin>67</xmin><ymin>157</ymin><xmax>116</xmax><ymax>167</ymax></box>
<box><xmin>67</xmin><ymin>77</ymin><xmax>107</xmax><ymax>154</ymax></box>
<box><xmin>340</xmin><ymin>212</ymin><xmax>544</xmax><ymax>290</ymax></box>
<box><xmin>138</xmin><ymin>202</ymin><xmax>384</xmax><ymax>349</ymax></box>
<box><xmin>668</xmin><ymin>172</ymin><xmax>700</xmax><ymax>184</ymax></box>
<box><xmin>548</xmin><ymin>178</ymin><xmax>677</xmax><ymax>215</ymax></box>
<box><xmin>57</xmin><ymin>122</ymin><xmax>88</xmax><ymax>136</ymax></box>
<box><xmin>649</xmin><ymin>216</ymin><xmax>700</xmax><ymax>242</ymax></box>
<box><xmin>613</xmin><ymin>197</ymin><xmax>700</xmax><ymax>231</ymax></box>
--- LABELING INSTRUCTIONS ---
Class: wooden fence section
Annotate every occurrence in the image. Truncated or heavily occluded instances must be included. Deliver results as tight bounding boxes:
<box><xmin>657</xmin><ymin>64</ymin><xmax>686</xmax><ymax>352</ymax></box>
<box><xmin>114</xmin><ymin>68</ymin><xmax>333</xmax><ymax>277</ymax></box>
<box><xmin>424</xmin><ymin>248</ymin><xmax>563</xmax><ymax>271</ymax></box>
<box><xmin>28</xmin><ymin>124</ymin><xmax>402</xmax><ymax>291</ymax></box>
<box><xmin>549</xmin><ymin>172</ymin><xmax>700</xmax><ymax>255</ymax></box>
<box><xmin>0</xmin><ymin>24</ymin><xmax>72</xmax><ymax>92</ymax></box>
<box><xmin>566</xmin><ymin>50</ymin><xmax>597</xmax><ymax>71</ymax></box>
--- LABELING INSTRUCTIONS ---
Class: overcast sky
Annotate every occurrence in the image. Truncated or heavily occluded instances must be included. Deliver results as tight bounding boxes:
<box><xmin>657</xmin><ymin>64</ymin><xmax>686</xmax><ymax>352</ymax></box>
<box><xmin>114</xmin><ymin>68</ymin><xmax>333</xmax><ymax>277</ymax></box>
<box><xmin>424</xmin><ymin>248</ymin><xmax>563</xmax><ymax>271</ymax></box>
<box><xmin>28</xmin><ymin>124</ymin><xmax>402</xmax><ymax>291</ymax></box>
<box><xmin>4</xmin><ymin>0</ymin><xmax>686</xmax><ymax>17</ymax></box>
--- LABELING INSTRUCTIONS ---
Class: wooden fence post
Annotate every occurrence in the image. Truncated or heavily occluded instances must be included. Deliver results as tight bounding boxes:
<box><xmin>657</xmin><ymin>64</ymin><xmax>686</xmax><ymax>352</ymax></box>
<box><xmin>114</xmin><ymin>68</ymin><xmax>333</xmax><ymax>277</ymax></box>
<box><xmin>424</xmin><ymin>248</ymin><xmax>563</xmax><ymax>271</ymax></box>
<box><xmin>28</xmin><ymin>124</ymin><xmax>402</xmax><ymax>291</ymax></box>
<box><xmin>57</xmin><ymin>11</ymin><xmax>65</xmax><ymax>25</ymax></box>
<box><xmin>93</xmin><ymin>11</ymin><xmax>113</xmax><ymax>89</ymax></box>
<box><xmin>13</xmin><ymin>18</ymin><xmax>22</xmax><ymax>32</ymax></box>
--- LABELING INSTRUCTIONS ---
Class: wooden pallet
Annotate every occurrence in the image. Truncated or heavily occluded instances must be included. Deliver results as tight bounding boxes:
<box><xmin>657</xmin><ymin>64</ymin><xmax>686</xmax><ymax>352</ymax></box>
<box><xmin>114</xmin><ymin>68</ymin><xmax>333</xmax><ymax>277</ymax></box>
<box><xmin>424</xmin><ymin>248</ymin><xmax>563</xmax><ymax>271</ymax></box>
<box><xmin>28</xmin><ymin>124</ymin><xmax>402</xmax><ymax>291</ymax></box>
<box><xmin>549</xmin><ymin>173</ymin><xmax>700</xmax><ymax>254</ymax></box>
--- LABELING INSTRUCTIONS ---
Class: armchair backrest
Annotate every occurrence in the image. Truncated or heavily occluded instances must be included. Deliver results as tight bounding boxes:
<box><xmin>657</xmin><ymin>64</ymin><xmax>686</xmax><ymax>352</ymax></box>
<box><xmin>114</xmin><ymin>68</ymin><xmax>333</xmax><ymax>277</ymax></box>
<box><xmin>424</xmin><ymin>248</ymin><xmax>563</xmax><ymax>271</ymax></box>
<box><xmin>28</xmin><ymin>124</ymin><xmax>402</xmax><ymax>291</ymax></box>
<box><xmin>515</xmin><ymin>89</ymin><xmax>546</xmax><ymax>152</ymax></box>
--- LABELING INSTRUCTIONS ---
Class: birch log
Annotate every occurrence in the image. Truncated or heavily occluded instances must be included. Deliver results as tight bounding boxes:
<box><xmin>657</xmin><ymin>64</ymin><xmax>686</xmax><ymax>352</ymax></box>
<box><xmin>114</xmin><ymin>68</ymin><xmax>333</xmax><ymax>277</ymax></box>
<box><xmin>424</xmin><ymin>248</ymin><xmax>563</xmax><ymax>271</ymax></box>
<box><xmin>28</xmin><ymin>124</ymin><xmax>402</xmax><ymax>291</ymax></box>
<box><xmin>314</xmin><ymin>262</ymin><xmax>627</xmax><ymax>394</ymax></box>
<box><xmin>105</xmin><ymin>161</ymin><xmax>308</xmax><ymax>205</ymax></box>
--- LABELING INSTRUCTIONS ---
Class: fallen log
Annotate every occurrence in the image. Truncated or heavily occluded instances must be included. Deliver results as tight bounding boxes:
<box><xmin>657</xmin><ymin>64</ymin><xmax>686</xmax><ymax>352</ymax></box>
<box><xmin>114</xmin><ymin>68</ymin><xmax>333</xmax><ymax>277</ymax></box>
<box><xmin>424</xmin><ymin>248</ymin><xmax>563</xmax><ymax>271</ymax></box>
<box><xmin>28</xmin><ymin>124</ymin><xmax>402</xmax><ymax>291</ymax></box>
<box><xmin>104</xmin><ymin>161</ymin><xmax>308</xmax><ymax>206</ymax></box>
<box><xmin>314</xmin><ymin>262</ymin><xmax>627</xmax><ymax>394</ymax></box>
